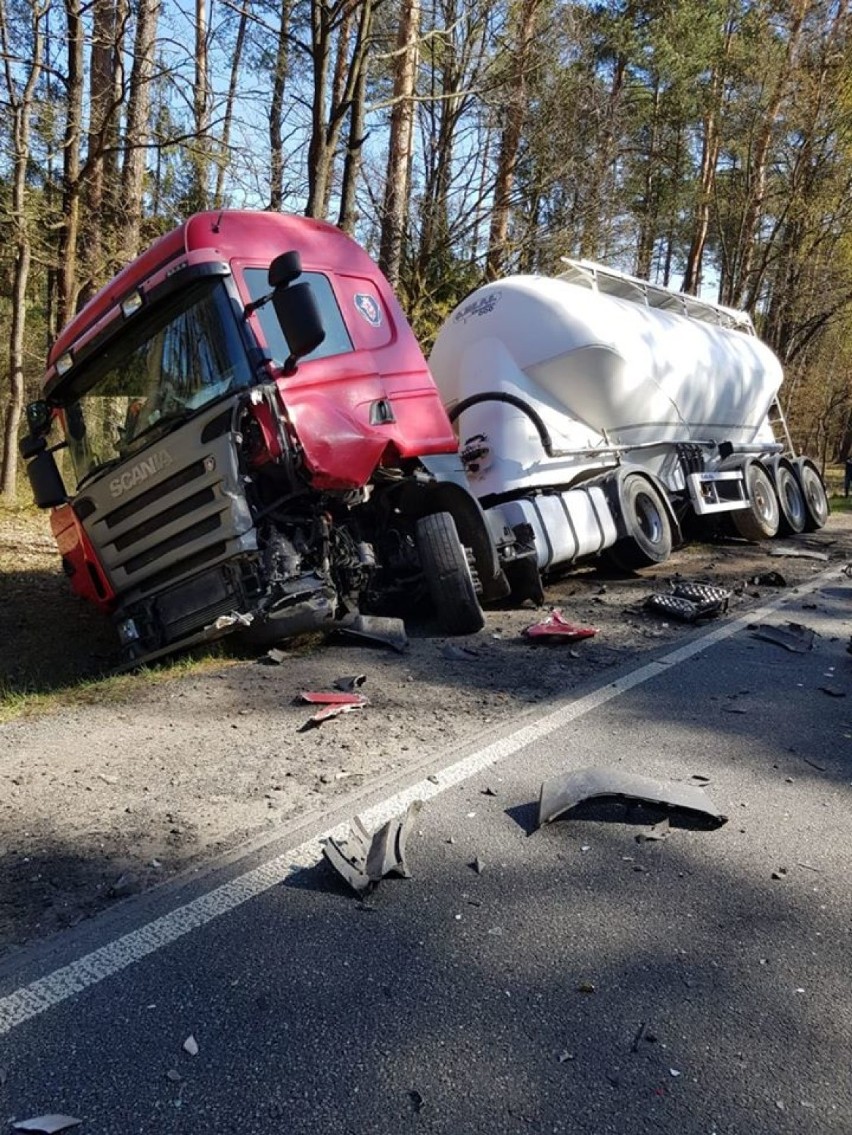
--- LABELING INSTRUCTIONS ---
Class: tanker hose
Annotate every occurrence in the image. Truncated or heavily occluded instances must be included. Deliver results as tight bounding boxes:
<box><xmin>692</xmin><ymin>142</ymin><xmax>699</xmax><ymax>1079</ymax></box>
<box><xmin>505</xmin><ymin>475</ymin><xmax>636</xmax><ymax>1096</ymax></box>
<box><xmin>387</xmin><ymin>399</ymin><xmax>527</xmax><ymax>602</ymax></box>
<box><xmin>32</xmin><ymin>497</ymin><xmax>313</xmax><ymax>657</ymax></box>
<box><xmin>448</xmin><ymin>391</ymin><xmax>568</xmax><ymax>459</ymax></box>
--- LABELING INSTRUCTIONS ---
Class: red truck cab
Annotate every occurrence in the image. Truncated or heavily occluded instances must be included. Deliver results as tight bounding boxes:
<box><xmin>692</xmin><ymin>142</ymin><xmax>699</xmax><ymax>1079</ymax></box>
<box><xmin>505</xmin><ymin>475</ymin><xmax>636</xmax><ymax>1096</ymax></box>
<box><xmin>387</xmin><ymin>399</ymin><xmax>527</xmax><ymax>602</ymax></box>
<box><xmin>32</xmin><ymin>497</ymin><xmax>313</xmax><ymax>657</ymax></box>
<box><xmin>23</xmin><ymin>211</ymin><xmax>507</xmax><ymax>664</ymax></box>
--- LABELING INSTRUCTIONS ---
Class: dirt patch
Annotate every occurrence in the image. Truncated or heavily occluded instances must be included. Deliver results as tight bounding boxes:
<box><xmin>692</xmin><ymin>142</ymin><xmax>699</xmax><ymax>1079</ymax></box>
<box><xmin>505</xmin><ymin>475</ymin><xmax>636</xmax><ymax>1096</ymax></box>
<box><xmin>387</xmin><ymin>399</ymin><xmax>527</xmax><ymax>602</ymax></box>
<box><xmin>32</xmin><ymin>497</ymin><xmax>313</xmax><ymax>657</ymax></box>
<box><xmin>1</xmin><ymin>506</ymin><xmax>851</xmax><ymax>960</ymax></box>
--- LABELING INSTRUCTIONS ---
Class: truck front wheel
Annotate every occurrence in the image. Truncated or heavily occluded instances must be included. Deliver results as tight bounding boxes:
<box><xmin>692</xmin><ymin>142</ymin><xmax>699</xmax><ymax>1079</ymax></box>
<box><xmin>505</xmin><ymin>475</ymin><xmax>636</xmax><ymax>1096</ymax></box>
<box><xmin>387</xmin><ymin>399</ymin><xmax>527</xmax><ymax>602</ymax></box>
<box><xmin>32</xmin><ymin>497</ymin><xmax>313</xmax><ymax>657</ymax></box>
<box><xmin>732</xmin><ymin>462</ymin><xmax>780</xmax><ymax>541</ymax></box>
<box><xmin>416</xmin><ymin>512</ymin><xmax>485</xmax><ymax>635</ymax></box>
<box><xmin>608</xmin><ymin>475</ymin><xmax>673</xmax><ymax>571</ymax></box>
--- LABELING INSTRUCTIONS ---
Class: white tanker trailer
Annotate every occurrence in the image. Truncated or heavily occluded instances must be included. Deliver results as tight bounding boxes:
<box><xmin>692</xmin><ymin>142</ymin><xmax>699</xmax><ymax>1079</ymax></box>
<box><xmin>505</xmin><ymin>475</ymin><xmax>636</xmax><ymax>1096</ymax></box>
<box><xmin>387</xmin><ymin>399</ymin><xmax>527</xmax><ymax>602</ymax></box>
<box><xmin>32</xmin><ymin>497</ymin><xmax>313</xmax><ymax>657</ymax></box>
<box><xmin>429</xmin><ymin>259</ymin><xmax>829</xmax><ymax>598</ymax></box>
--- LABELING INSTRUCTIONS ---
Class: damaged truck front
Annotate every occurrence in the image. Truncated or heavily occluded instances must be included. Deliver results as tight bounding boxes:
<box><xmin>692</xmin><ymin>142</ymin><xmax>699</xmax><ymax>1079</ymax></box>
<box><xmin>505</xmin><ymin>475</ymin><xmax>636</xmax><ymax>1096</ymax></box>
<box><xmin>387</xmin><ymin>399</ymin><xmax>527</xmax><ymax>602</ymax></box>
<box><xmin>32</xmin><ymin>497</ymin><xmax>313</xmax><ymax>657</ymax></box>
<box><xmin>20</xmin><ymin>211</ymin><xmax>509</xmax><ymax>666</ymax></box>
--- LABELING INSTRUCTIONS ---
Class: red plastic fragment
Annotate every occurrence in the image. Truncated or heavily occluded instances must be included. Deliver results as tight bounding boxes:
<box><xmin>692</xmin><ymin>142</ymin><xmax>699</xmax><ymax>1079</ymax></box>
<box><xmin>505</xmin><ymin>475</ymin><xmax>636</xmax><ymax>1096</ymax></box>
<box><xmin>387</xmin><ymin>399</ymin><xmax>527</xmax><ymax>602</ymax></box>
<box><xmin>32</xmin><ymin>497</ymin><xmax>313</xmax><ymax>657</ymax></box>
<box><xmin>298</xmin><ymin>691</ymin><xmax>369</xmax><ymax>706</ymax></box>
<box><xmin>522</xmin><ymin>609</ymin><xmax>598</xmax><ymax>641</ymax></box>
<box><xmin>297</xmin><ymin>689</ymin><xmax>369</xmax><ymax>729</ymax></box>
<box><xmin>309</xmin><ymin>702</ymin><xmax>365</xmax><ymax>723</ymax></box>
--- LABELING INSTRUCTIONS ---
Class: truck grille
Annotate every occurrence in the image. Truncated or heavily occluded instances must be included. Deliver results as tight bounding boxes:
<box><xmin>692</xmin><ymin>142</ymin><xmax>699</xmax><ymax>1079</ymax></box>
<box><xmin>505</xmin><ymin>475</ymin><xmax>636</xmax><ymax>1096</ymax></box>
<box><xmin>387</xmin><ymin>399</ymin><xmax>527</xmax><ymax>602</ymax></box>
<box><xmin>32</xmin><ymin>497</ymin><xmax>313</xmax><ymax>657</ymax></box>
<box><xmin>76</xmin><ymin>401</ymin><xmax>257</xmax><ymax>605</ymax></box>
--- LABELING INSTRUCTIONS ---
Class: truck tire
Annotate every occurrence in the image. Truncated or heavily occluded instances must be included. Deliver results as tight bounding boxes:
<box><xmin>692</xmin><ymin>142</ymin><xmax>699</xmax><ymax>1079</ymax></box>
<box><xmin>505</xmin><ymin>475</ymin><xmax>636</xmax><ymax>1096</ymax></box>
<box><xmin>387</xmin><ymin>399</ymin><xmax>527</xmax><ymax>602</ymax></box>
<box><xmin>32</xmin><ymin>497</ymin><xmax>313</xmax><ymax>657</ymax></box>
<box><xmin>608</xmin><ymin>475</ymin><xmax>673</xmax><ymax>571</ymax></box>
<box><xmin>732</xmin><ymin>462</ymin><xmax>780</xmax><ymax>541</ymax></box>
<box><xmin>416</xmin><ymin>512</ymin><xmax>485</xmax><ymax>635</ymax></box>
<box><xmin>794</xmin><ymin>458</ymin><xmax>830</xmax><ymax>531</ymax></box>
<box><xmin>772</xmin><ymin>459</ymin><xmax>807</xmax><ymax>535</ymax></box>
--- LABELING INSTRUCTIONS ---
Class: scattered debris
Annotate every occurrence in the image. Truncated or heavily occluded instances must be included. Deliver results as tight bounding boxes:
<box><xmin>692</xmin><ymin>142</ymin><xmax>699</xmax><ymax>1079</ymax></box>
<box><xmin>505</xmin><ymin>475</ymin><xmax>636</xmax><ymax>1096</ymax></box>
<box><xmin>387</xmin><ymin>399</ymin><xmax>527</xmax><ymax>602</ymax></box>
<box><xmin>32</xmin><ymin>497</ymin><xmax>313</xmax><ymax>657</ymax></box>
<box><xmin>557</xmin><ymin>1050</ymin><xmax>575</xmax><ymax>1063</ymax></box>
<box><xmin>322</xmin><ymin>801</ymin><xmax>423</xmax><ymax>894</ymax></box>
<box><xmin>522</xmin><ymin>609</ymin><xmax>598</xmax><ymax>641</ymax></box>
<box><xmin>750</xmin><ymin>570</ymin><xmax>787</xmax><ymax>587</ymax></box>
<box><xmin>481</xmin><ymin>786</ymin><xmax>498</xmax><ymax>797</ymax></box>
<box><xmin>537</xmin><ymin>768</ymin><xmax>728</xmax><ymax>829</ymax></box>
<box><xmin>298</xmin><ymin>690</ymin><xmax>370</xmax><ymax>707</ymax></box>
<box><xmin>108</xmin><ymin>872</ymin><xmax>138</xmax><ymax>898</ymax></box>
<box><xmin>631</xmin><ymin>1021</ymin><xmax>647</xmax><ymax>1053</ymax></box>
<box><xmin>264</xmin><ymin>647</ymin><xmax>288</xmax><ymax>665</ymax></box>
<box><xmin>636</xmin><ymin>818</ymin><xmax>670</xmax><ymax>843</ymax></box>
<box><xmin>334</xmin><ymin>614</ymin><xmax>408</xmax><ymax>652</ymax></box>
<box><xmin>750</xmin><ymin>622</ymin><xmax>816</xmax><ymax>653</ymax></box>
<box><xmin>165</xmin><ymin>1069</ymin><xmax>182</xmax><ymax>1083</ymax></box>
<box><xmin>689</xmin><ymin>774</ymin><xmax>711</xmax><ymax>785</ymax></box>
<box><xmin>301</xmin><ymin>702</ymin><xmax>365</xmax><ymax>728</ymax></box>
<box><xmin>11</xmin><ymin>1119</ymin><xmax>82</xmax><ymax>1134</ymax></box>
<box><xmin>183</xmin><ymin>1035</ymin><xmax>199</xmax><ymax>1057</ymax></box>
<box><xmin>672</xmin><ymin>580</ymin><xmax>731</xmax><ymax>608</ymax></box>
<box><xmin>772</xmin><ymin>867</ymin><xmax>788</xmax><ymax>881</ymax></box>
<box><xmin>333</xmin><ymin>674</ymin><xmax>366</xmax><ymax>692</ymax></box>
<box><xmin>297</xmin><ymin>689</ymin><xmax>369</xmax><ymax>729</ymax></box>
<box><xmin>470</xmin><ymin>857</ymin><xmax>485</xmax><ymax>875</ymax></box>
<box><xmin>769</xmin><ymin>545</ymin><xmax>829</xmax><ymax>561</ymax></box>
<box><xmin>644</xmin><ymin>586</ymin><xmax>727</xmax><ymax>622</ymax></box>
<box><xmin>207</xmin><ymin>610</ymin><xmax>253</xmax><ymax>631</ymax></box>
<box><xmin>819</xmin><ymin>686</ymin><xmax>846</xmax><ymax>698</ymax></box>
<box><xmin>576</xmin><ymin>981</ymin><xmax>596</xmax><ymax>994</ymax></box>
<box><xmin>441</xmin><ymin>643</ymin><xmax>480</xmax><ymax>661</ymax></box>
<box><xmin>407</xmin><ymin>1090</ymin><xmax>425</xmax><ymax>1114</ymax></box>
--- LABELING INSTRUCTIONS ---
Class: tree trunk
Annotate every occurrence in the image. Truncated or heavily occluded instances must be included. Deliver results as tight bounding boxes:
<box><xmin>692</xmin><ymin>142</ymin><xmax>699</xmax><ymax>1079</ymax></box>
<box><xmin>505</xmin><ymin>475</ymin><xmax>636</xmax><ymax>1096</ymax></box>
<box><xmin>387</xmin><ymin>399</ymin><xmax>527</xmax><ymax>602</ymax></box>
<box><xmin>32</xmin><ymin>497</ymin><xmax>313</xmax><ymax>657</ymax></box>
<box><xmin>378</xmin><ymin>0</ymin><xmax>420</xmax><ymax>286</ymax></box>
<box><xmin>268</xmin><ymin>0</ymin><xmax>290</xmax><ymax>210</ymax></box>
<box><xmin>486</xmin><ymin>0</ymin><xmax>539</xmax><ymax>278</ymax></box>
<box><xmin>57</xmin><ymin>0</ymin><xmax>85</xmax><ymax>326</ymax></box>
<box><xmin>214</xmin><ymin>0</ymin><xmax>249</xmax><ymax>207</ymax></box>
<box><xmin>634</xmin><ymin>80</ymin><xmax>661</xmax><ymax>280</ymax></box>
<box><xmin>79</xmin><ymin>0</ymin><xmax>126</xmax><ymax>304</ymax></box>
<box><xmin>121</xmin><ymin>0</ymin><xmax>161</xmax><ymax>259</ymax></box>
<box><xmin>189</xmin><ymin>0</ymin><xmax>211</xmax><ymax>210</ymax></box>
<box><xmin>721</xmin><ymin>0</ymin><xmax>810</xmax><ymax>309</ymax></box>
<box><xmin>0</xmin><ymin>0</ymin><xmax>46</xmax><ymax>502</ymax></box>
<box><xmin>305</xmin><ymin>0</ymin><xmax>331</xmax><ymax>216</ymax></box>
<box><xmin>306</xmin><ymin>0</ymin><xmax>373</xmax><ymax>219</ymax></box>
<box><xmin>338</xmin><ymin>59</ymin><xmax>367</xmax><ymax>232</ymax></box>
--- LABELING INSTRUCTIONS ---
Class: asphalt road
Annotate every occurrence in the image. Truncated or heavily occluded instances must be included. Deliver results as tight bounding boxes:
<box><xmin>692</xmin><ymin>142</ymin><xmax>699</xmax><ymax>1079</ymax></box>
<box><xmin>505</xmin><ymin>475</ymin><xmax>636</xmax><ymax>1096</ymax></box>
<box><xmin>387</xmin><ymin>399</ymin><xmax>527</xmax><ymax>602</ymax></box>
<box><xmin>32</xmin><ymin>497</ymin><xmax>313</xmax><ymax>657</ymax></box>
<box><xmin>0</xmin><ymin>567</ymin><xmax>850</xmax><ymax>1134</ymax></box>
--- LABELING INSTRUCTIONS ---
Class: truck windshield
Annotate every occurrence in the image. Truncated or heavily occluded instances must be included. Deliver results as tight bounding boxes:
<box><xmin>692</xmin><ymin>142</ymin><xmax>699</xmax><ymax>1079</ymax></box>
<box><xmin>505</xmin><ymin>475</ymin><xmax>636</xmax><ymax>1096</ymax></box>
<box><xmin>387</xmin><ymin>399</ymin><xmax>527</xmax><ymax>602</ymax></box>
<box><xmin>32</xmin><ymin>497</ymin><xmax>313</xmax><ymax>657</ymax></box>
<box><xmin>60</xmin><ymin>280</ymin><xmax>253</xmax><ymax>488</ymax></box>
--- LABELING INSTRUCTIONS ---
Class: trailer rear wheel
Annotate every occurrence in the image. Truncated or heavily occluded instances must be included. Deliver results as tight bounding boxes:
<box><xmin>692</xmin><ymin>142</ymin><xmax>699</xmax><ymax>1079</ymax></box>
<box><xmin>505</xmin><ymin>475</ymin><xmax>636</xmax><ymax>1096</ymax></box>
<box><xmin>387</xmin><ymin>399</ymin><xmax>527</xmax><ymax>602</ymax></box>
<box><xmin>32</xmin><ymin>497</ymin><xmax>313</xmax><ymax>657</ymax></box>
<box><xmin>416</xmin><ymin>512</ymin><xmax>485</xmax><ymax>635</ymax></box>
<box><xmin>732</xmin><ymin>462</ymin><xmax>780</xmax><ymax>541</ymax></box>
<box><xmin>794</xmin><ymin>458</ymin><xmax>830</xmax><ymax>531</ymax></box>
<box><xmin>608</xmin><ymin>475</ymin><xmax>673</xmax><ymax>571</ymax></box>
<box><xmin>773</xmin><ymin>460</ymin><xmax>807</xmax><ymax>535</ymax></box>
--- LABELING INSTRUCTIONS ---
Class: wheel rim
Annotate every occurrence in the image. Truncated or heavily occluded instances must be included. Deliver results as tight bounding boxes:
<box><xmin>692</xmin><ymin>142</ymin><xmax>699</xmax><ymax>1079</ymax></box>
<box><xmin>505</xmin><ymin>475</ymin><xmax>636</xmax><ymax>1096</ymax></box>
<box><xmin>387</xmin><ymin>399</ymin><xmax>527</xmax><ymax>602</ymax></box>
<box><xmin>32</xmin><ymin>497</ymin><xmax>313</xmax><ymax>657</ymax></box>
<box><xmin>802</xmin><ymin>466</ymin><xmax>829</xmax><ymax>525</ymax></box>
<box><xmin>782</xmin><ymin>473</ymin><xmax>806</xmax><ymax>528</ymax></box>
<box><xmin>751</xmin><ymin>474</ymin><xmax>776</xmax><ymax>524</ymax></box>
<box><xmin>636</xmin><ymin>494</ymin><xmax>664</xmax><ymax>546</ymax></box>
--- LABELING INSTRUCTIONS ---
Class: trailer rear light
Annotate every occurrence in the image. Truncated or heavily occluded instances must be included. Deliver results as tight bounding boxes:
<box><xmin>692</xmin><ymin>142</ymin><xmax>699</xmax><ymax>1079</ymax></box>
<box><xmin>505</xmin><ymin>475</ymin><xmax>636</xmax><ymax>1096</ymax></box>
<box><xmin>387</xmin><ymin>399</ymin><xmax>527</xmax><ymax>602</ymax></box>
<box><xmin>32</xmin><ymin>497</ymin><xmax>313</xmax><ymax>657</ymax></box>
<box><xmin>121</xmin><ymin>290</ymin><xmax>144</xmax><ymax>318</ymax></box>
<box><xmin>117</xmin><ymin>617</ymin><xmax>140</xmax><ymax>644</ymax></box>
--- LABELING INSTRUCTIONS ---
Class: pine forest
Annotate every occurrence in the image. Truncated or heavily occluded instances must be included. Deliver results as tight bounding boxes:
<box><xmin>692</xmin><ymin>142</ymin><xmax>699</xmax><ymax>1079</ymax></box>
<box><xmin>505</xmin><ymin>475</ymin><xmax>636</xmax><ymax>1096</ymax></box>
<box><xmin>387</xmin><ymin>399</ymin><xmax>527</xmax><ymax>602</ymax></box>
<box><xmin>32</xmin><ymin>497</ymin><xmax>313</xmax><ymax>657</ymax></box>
<box><xmin>1</xmin><ymin>0</ymin><xmax>851</xmax><ymax>501</ymax></box>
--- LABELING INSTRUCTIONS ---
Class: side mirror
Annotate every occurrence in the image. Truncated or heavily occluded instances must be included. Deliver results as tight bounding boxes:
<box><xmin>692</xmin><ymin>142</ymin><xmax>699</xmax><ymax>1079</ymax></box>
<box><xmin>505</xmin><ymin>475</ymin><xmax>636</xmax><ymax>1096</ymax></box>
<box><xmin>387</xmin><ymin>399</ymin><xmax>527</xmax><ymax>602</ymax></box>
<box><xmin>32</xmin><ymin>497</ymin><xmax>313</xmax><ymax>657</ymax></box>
<box><xmin>26</xmin><ymin>400</ymin><xmax>52</xmax><ymax>438</ymax></box>
<box><xmin>272</xmin><ymin>281</ymin><xmax>326</xmax><ymax>374</ymax></box>
<box><xmin>23</xmin><ymin>448</ymin><xmax>67</xmax><ymax>509</ymax></box>
<box><xmin>269</xmin><ymin>250</ymin><xmax>302</xmax><ymax>289</ymax></box>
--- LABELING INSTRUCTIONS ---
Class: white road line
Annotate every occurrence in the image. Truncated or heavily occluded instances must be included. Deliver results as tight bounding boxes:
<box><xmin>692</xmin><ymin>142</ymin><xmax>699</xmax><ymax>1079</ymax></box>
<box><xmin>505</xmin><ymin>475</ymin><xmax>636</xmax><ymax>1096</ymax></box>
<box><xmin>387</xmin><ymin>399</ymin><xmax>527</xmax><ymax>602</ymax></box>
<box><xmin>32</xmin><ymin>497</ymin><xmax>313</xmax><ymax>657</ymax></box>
<box><xmin>0</xmin><ymin>565</ymin><xmax>843</xmax><ymax>1035</ymax></box>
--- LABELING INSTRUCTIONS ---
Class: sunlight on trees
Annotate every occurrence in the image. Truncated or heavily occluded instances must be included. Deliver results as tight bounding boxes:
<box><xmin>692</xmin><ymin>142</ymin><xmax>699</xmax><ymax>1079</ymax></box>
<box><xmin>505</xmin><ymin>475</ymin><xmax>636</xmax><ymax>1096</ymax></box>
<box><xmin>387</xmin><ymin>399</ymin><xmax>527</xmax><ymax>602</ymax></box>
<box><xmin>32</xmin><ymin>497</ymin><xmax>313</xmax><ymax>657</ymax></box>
<box><xmin>2</xmin><ymin>0</ymin><xmax>851</xmax><ymax>500</ymax></box>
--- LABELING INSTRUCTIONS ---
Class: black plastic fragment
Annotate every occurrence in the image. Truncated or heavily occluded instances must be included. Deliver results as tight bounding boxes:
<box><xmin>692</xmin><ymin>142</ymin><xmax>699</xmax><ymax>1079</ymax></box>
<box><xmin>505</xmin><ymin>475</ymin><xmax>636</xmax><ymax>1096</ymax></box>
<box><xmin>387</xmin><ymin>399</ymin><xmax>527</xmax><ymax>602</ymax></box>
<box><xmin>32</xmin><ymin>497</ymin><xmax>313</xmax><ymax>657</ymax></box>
<box><xmin>537</xmin><ymin>767</ymin><xmax>728</xmax><ymax>829</ymax></box>
<box><xmin>750</xmin><ymin>622</ymin><xmax>816</xmax><ymax>653</ymax></box>
<box><xmin>322</xmin><ymin>800</ymin><xmax>422</xmax><ymax>894</ymax></box>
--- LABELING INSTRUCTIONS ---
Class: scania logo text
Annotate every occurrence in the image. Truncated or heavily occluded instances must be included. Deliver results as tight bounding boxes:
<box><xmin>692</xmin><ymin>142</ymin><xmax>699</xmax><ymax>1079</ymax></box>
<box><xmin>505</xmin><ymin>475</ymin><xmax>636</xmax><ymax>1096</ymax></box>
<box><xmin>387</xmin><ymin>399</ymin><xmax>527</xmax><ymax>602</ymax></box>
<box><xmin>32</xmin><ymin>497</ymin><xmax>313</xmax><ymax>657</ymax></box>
<box><xmin>109</xmin><ymin>449</ymin><xmax>174</xmax><ymax>497</ymax></box>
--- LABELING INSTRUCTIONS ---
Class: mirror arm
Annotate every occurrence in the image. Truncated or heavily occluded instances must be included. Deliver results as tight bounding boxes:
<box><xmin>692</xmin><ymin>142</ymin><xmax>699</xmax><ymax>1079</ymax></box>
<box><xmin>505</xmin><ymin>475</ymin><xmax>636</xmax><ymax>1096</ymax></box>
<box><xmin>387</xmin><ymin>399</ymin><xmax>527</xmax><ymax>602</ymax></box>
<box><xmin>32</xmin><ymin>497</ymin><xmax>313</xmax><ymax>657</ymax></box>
<box><xmin>244</xmin><ymin>291</ymin><xmax>273</xmax><ymax>318</ymax></box>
